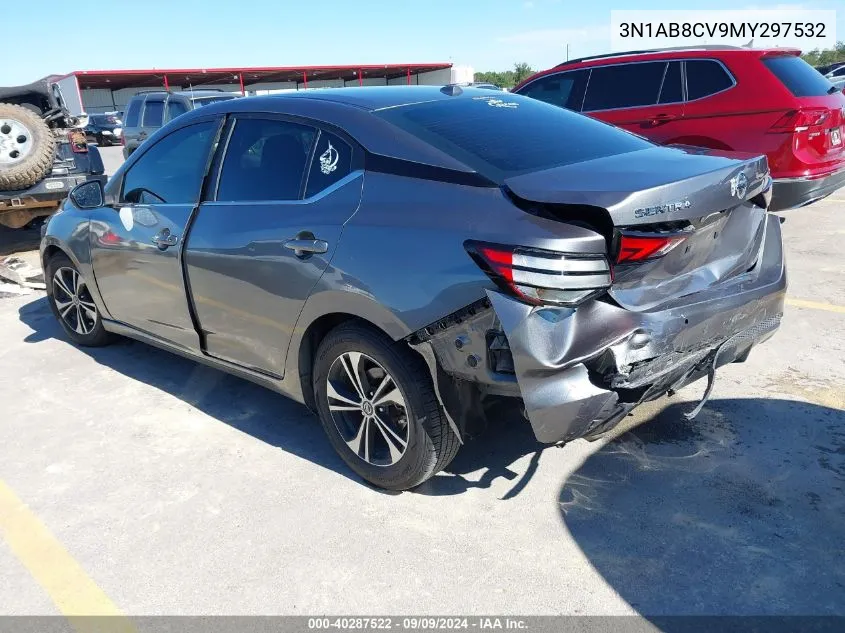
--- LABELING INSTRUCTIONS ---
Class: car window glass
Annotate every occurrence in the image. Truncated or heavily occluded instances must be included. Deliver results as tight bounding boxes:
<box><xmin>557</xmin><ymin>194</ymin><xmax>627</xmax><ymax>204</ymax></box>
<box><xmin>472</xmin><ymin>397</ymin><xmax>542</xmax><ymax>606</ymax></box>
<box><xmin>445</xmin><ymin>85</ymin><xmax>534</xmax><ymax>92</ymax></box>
<box><xmin>167</xmin><ymin>100</ymin><xmax>189</xmax><ymax>120</ymax></box>
<box><xmin>658</xmin><ymin>61</ymin><xmax>683</xmax><ymax>104</ymax></box>
<box><xmin>124</xmin><ymin>99</ymin><xmax>142</xmax><ymax>127</ymax></box>
<box><xmin>122</xmin><ymin>120</ymin><xmax>217</xmax><ymax>205</ymax></box>
<box><xmin>305</xmin><ymin>131</ymin><xmax>353</xmax><ymax>198</ymax></box>
<box><xmin>685</xmin><ymin>60</ymin><xmax>734</xmax><ymax>100</ymax></box>
<box><xmin>376</xmin><ymin>94</ymin><xmax>653</xmax><ymax>180</ymax></box>
<box><xmin>216</xmin><ymin>118</ymin><xmax>316</xmax><ymax>202</ymax></box>
<box><xmin>519</xmin><ymin>70</ymin><xmax>588</xmax><ymax>111</ymax></box>
<box><xmin>582</xmin><ymin>62</ymin><xmax>666</xmax><ymax>111</ymax></box>
<box><xmin>142</xmin><ymin>100</ymin><xmax>164</xmax><ymax>127</ymax></box>
<box><xmin>762</xmin><ymin>56</ymin><xmax>836</xmax><ymax>97</ymax></box>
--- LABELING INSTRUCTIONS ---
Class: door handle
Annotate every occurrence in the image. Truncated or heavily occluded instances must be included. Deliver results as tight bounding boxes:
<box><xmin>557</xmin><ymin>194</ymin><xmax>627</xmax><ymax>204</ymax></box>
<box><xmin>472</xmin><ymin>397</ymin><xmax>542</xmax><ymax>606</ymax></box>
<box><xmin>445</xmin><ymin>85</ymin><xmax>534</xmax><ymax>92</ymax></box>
<box><xmin>152</xmin><ymin>228</ymin><xmax>179</xmax><ymax>249</ymax></box>
<box><xmin>284</xmin><ymin>238</ymin><xmax>328</xmax><ymax>257</ymax></box>
<box><xmin>650</xmin><ymin>113</ymin><xmax>678</xmax><ymax>124</ymax></box>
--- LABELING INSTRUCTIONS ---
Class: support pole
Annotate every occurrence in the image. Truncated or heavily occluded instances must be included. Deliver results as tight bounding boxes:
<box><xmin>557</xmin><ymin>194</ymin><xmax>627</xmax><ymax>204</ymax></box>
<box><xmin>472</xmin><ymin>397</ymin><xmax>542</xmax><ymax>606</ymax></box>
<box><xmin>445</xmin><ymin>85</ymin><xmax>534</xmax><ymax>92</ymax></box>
<box><xmin>239</xmin><ymin>72</ymin><xmax>245</xmax><ymax>96</ymax></box>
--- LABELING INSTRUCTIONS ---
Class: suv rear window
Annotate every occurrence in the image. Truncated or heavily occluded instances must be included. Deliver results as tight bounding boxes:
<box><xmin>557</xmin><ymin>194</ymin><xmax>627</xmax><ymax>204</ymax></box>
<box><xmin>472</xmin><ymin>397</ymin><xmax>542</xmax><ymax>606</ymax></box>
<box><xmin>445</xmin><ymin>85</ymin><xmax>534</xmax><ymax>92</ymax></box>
<box><xmin>685</xmin><ymin>60</ymin><xmax>734</xmax><ymax>100</ymax></box>
<box><xmin>762</xmin><ymin>55</ymin><xmax>837</xmax><ymax>97</ymax></box>
<box><xmin>376</xmin><ymin>94</ymin><xmax>653</xmax><ymax>180</ymax></box>
<box><xmin>124</xmin><ymin>99</ymin><xmax>142</xmax><ymax>127</ymax></box>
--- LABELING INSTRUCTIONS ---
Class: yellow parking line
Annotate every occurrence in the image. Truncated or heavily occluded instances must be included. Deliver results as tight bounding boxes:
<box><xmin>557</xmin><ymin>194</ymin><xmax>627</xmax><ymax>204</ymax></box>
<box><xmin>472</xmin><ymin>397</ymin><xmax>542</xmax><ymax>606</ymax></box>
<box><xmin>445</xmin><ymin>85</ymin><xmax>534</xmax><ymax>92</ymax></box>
<box><xmin>0</xmin><ymin>480</ymin><xmax>135</xmax><ymax>632</ymax></box>
<box><xmin>786</xmin><ymin>298</ymin><xmax>845</xmax><ymax>314</ymax></box>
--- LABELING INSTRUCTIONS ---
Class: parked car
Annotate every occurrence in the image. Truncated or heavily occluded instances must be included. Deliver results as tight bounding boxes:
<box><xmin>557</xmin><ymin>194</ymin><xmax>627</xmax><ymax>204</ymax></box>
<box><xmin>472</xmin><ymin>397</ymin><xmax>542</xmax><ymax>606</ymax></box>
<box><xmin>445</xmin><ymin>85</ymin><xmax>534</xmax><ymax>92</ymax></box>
<box><xmin>42</xmin><ymin>87</ymin><xmax>785</xmax><ymax>490</ymax></box>
<box><xmin>833</xmin><ymin>78</ymin><xmax>845</xmax><ymax>94</ymax></box>
<box><xmin>0</xmin><ymin>78</ymin><xmax>105</xmax><ymax>229</ymax></box>
<box><xmin>121</xmin><ymin>89</ymin><xmax>239</xmax><ymax>158</ymax></box>
<box><xmin>85</xmin><ymin>113</ymin><xmax>123</xmax><ymax>146</ymax></box>
<box><xmin>824</xmin><ymin>63</ymin><xmax>845</xmax><ymax>80</ymax></box>
<box><xmin>513</xmin><ymin>46</ymin><xmax>845</xmax><ymax>211</ymax></box>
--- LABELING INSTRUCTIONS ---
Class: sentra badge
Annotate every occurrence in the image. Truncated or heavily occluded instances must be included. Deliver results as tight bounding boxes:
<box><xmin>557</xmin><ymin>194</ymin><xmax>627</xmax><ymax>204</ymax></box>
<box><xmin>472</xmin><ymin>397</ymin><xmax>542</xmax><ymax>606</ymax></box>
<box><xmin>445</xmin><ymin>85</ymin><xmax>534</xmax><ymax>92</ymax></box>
<box><xmin>633</xmin><ymin>199</ymin><xmax>691</xmax><ymax>219</ymax></box>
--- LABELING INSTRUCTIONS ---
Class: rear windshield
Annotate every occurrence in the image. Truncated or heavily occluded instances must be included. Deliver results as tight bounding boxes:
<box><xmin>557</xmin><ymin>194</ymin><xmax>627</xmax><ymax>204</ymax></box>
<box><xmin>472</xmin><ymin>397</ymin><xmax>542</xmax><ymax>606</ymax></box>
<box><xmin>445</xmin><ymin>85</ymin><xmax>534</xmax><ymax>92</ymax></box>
<box><xmin>762</xmin><ymin>55</ymin><xmax>837</xmax><ymax>97</ymax></box>
<box><xmin>191</xmin><ymin>95</ymin><xmax>237</xmax><ymax>107</ymax></box>
<box><xmin>375</xmin><ymin>93</ymin><xmax>653</xmax><ymax>179</ymax></box>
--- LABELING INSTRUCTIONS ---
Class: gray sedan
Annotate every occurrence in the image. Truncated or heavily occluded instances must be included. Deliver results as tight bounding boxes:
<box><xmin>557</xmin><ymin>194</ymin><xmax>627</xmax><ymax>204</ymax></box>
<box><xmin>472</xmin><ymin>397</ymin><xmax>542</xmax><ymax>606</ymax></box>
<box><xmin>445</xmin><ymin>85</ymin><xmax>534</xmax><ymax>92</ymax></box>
<box><xmin>41</xmin><ymin>86</ymin><xmax>786</xmax><ymax>490</ymax></box>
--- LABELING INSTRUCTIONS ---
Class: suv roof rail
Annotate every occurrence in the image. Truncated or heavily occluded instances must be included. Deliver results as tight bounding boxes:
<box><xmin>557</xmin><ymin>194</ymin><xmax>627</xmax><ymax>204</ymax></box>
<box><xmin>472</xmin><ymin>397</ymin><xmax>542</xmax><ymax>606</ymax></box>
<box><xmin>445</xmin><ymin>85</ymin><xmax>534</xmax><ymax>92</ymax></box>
<box><xmin>553</xmin><ymin>44</ymin><xmax>746</xmax><ymax>68</ymax></box>
<box><xmin>131</xmin><ymin>88</ymin><xmax>227</xmax><ymax>96</ymax></box>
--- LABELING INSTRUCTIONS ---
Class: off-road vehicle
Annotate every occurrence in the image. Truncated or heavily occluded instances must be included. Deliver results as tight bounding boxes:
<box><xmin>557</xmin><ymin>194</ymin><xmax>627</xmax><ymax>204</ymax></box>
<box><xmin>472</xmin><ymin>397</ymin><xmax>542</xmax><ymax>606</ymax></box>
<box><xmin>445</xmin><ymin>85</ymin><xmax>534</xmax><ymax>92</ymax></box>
<box><xmin>0</xmin><ymin>77</ymin><xmax>104</xmax><ymax>229</ymax></box>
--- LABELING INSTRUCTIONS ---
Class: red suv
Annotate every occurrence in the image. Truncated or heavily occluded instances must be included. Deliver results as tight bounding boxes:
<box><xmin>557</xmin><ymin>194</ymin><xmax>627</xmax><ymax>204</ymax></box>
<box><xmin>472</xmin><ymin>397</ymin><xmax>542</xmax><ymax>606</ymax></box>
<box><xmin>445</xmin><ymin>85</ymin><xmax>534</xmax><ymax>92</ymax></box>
<box><xmin>513</xmin><ymin>46</ymin><xmax>845</xmax><ymax>210</ymax></box>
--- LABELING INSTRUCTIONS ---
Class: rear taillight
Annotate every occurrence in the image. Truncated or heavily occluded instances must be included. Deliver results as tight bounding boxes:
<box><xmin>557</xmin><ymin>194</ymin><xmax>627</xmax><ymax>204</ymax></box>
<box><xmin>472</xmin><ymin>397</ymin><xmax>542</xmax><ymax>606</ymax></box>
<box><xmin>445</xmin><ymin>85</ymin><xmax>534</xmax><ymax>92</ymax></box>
<box><xmin>616</xmin><ymin>233</ymin><xmax>688</xmax><ymax>264</ymax></box>
<box><xmin>768</xmin><ymin>108</ymin><xmax>831</xmax><ymax>133</ymax></box>
<box><xmin>465</xmin><ymin>241</ymin><xmax>612</xmax><ymax>307</ymax></box>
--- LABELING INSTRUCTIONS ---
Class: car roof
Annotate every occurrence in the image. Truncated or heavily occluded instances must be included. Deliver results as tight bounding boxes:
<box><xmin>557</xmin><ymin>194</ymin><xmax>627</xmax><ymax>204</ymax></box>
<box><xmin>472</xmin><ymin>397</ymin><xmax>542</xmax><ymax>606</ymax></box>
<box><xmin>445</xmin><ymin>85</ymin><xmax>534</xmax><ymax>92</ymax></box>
<box><xmin>550</xmin><ymin>45</ymin><xmax>801</xmax><ymax>69</ymax></box>
<box><xmin>235</xmin><ymin>86</ymin><xmax>496</xmax><ymax>111</ymax></box>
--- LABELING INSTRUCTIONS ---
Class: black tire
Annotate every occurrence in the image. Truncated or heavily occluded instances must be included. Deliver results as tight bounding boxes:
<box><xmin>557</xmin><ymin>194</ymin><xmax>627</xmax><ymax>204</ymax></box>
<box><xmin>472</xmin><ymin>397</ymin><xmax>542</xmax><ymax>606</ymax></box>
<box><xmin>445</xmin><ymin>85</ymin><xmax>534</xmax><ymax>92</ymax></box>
<box><xmin>313</xmin><ymin>323</ymin><xmax>460</xmax><ymax>490</ymax></box>
<box><xmin>0</xmin><ymin>102</ymin><xmax>56</xmax><ymax>190</ymax></box>
<box><xmin>45</xmin><ymin>252</ymin><xmax>114</xmax><ymax>347</ymax></box>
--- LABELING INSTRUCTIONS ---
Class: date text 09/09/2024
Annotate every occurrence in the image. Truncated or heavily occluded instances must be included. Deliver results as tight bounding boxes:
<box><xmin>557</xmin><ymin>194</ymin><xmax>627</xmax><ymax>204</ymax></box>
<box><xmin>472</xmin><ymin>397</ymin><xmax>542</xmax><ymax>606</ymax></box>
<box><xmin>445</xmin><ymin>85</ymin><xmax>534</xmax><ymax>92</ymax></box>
<box><xmin>307</xmin><ymin>617</ymin><xmax>529</xmax><ymax>630</ymax></box>
<box><xmin>618</xmin><ymin>21</ymin><xmax>827</xmax><ymax>39</ymax></box>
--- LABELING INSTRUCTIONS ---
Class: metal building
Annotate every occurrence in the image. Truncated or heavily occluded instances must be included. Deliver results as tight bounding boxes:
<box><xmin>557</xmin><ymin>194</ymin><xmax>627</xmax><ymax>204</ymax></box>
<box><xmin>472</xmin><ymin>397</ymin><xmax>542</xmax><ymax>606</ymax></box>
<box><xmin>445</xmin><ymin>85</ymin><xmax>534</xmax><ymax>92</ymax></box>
<box><xmin>53</xmin><ymin>63</ymin><xmax>473</xmax><ymax>115</ymax></box>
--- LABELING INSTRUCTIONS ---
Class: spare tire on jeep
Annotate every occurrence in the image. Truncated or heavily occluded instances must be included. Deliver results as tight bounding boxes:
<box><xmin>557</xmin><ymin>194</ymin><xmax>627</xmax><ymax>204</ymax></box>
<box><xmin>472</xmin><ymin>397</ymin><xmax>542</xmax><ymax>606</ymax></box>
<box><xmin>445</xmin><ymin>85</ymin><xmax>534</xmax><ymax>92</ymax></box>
<box><xmin>0</xmin><ymin>102</ymin><xmax>56</xmax><ymax>190</ymax></box>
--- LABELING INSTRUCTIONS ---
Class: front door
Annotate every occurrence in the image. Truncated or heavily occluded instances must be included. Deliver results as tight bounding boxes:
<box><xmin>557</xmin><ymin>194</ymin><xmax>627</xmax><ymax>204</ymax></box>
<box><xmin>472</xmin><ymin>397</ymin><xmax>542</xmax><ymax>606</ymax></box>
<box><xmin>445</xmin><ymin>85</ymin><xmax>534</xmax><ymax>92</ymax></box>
<box><xmin>90</xmin><ymin>118</ymin><xmax>221</xmax><ymax>350</ymax></box>
<box><xmin>184</xmin><ymin>116</ymin><xmax>362</xmax><ymax>377</ymax></box>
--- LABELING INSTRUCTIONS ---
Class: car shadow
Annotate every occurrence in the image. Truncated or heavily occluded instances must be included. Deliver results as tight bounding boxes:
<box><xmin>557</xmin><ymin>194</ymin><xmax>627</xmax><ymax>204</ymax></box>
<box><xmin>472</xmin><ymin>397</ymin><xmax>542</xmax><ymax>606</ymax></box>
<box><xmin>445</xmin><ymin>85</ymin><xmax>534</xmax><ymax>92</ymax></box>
<box><xmin>558</xmin><ymin>397</ymin><xmax>845</xmax><ymax>620</ymax></box>
<box><xmin>18</xmin><ymin>295</ymin><xmax>363</xmax><ymax>486</ymax></box>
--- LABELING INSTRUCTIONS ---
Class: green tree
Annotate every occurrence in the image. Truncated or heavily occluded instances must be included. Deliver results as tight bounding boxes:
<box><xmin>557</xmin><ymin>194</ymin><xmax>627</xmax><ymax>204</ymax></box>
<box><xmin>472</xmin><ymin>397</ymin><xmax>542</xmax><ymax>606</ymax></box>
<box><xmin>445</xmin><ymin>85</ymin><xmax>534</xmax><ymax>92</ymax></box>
<box><xmin>473</xmin><ymin>62</ymin><xmax>535</xmax><ymax>89</ymax></box>
<box><xmin>801</xmin><ymin>41</ymin><xmax>845</xmax><ymax>68</ymax></box>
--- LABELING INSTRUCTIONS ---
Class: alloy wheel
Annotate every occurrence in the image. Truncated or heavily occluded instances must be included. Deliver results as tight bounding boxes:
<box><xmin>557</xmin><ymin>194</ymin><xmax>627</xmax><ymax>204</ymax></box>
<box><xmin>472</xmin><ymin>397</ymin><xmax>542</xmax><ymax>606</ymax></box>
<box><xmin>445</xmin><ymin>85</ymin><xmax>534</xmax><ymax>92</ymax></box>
<box><xmin>326</xmin><ymin>352</ymin><xmax>409</xmax><ymax>467</ymax></box>
<box><xmin>0</xmin><ymin>118</ymin><xmax>33</xmax><ymax>166</ymax></box>
<box><xmin>52</xmin><ymin>267</ymin><xmax>99</xmax><ymax>335</ymax></box>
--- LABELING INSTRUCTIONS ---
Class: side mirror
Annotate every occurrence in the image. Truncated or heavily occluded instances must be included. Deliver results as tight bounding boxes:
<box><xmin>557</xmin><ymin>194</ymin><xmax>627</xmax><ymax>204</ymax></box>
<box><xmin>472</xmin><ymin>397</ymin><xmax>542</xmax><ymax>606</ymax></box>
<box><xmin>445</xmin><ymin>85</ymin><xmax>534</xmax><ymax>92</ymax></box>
<box><xmin>69</xmin><ymin>179</ymin><xmax>104</xmax><ymax>209</ymax></box>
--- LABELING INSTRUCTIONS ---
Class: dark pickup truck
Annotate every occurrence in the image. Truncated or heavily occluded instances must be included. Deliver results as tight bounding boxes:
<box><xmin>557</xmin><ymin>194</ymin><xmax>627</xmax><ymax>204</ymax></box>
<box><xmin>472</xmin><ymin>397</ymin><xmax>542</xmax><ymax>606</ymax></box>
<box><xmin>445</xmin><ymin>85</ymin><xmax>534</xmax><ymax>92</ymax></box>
<box><xmin>0</xmin><ymin>78</ymin><xmax>105</xmax><ymax>229</ymax></box>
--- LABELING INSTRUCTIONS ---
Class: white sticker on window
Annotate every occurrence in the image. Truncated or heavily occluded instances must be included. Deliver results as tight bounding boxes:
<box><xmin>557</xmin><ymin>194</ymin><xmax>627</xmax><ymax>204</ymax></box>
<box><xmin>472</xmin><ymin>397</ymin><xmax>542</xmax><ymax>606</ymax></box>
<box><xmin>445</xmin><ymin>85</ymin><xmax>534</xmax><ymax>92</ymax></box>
<box><xmin>119</xmin><ymin>206</ymin><xmax>134</xmax><ymax>231</ymax></box>
<box><xmin>319</xmin><ymin>141</ymin><xmax>339</xmax><ymax>175</ymax></box>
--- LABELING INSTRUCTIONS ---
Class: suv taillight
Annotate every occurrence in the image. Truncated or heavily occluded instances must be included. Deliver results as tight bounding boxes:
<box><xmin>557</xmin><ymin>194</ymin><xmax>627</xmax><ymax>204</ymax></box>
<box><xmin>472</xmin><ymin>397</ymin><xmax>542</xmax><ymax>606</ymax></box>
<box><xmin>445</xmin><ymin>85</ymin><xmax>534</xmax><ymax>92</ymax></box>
<box><xmin>465</xmin><ymin>241</ymin><xmax>612</xmax><ymax>307</ymax></box>
<box><xmin>615</xmin><ymin>232</ymin><xmax>688</xmax><ymax>264</ymax></box>
<box><xmin>768</xmin><ymin>108</ymin><xmax>831</xmax><ymax>133</ymax></box>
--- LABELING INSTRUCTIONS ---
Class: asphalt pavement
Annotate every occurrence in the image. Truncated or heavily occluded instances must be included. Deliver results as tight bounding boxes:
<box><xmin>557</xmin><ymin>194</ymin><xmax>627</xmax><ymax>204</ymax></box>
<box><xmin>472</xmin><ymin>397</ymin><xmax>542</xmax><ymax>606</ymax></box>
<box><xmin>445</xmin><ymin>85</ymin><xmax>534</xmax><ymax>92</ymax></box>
<box><xmin>0</xmin><ymin>148</ymin><xmax>843</xmax><ymax>619</ymax></box>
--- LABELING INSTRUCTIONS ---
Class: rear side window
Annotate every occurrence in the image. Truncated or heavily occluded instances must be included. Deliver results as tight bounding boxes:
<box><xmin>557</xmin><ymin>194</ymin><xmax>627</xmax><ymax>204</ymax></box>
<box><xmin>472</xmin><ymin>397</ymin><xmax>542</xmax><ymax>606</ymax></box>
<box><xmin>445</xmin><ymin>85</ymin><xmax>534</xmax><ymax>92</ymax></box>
<box><xmin>659</xmin><ymin>61</ymin><xmax>683</xmax><ymax>104</ymax></box>
<box><xmin>582</xmin><ymin>62</ymin><xmax>666</xmax><ymax>111</ymax></box>
<box><xmin>685</xmin><ymin>60</ymin><xmax>734</xmax><ymax>100</ymax></box>
<box><xmin>762</xmin><ymin>55</ymin><xmax>837</xmax><ymax>97</ymax></box>
<box><xmin>376</xmin><ymin>94</ymin><xmax>653</xmax><ymax>180</ymax></box>
<box><xmin>217</xmin><ymin>118</ymin><xmax>316</xmax><ymax>202</ymax></box>
<box><xmin>305</xmin><ymin>131</ymin><xmax>353</xmax><ymax>198</ymax></box>
<box><xmin>124</xmin><ymin>99</ymin><xmax>142</xmax><ymax>127</ymax></box>
<box><xmin>518</xmin><ymin>70</ymin><xmax>588</xmax><ymax>111</ymax></box>
<box><xmin>142</xmin><ymin>100</ymin><xmax>164</xmax><ymax>127</ymax></box>
<box><xmin>122</xmin><ymin>120</ymin><xmax>218</xmax><ymax>204</ymax></box>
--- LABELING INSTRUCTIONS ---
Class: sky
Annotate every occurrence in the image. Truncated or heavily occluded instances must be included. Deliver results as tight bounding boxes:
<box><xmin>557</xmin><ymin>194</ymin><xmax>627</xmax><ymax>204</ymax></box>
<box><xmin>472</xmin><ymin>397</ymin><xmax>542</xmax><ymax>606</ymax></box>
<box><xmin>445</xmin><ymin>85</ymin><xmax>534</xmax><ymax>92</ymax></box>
<box><xmin>6</xmin><ymin>0</ymin><xmax>844</xmax><ymax>84</ymax></box>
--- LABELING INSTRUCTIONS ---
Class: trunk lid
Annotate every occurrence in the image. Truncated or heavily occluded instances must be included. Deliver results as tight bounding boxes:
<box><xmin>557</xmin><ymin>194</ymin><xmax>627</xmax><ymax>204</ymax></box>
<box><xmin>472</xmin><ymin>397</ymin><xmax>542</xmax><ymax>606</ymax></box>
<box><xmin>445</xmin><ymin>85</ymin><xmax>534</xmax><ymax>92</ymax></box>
<box><xmin>504</xmin><ymin>145</ymin><xmax>771</xmax><ymax>311</ymax></box>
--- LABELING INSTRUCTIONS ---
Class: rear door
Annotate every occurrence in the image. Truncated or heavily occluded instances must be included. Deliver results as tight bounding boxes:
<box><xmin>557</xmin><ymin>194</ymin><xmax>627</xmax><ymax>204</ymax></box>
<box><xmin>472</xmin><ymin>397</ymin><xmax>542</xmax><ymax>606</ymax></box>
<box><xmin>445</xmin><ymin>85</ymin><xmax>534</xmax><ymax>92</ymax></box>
<box><xmin>184</xmin><ymin>115</ymin><xmax>363</xmax><ymax>377</ymax></box>
<box><xmin>90</xmin><ymin>117</ymin><xmax>222</xmax><ymax>349</ymax></box>
<box><xmin>581</xmin><ymin>61</ymin><xmax>686</xmax><ymax>144</ymax></box>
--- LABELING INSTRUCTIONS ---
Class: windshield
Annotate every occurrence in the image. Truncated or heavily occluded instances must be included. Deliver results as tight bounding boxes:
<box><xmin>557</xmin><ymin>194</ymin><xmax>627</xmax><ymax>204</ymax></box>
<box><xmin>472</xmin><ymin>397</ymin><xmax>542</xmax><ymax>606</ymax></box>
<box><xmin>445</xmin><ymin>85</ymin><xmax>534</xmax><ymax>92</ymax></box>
<box><xmin>375</xmin><ymin>92</ymin><xmax>653</xmax><ymax>180</ymax></box>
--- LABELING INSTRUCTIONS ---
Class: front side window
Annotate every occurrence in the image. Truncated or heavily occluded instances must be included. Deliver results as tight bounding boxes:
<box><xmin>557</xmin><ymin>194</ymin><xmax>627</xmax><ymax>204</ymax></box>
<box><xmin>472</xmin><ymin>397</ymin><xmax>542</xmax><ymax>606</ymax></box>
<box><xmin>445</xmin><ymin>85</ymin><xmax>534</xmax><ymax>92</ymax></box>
<box><xmin>518</xmin><ymin>70</ymin><xmax>588</xmax><ymax>111</ymax></box>
<box><xmin>305</xmin><ymin>131</ymin><xmax>353</xmax><ymax>198</ymax></box>
<box><xmin>659</xmin><ymin>61</ymin><xmax>683</xmax><ymax>104</ymax></box>
<box><xmin>122</xmin><ymin>120</ymin><xmax>218</xmax><ymax>204</ymax></box>
<box><xmin>685</xmin><ymin>60</ymin><xmax>734</xmax><ymax>100</ymax></box>
<box><xmin>583</xmin><ymin>62</ymin><xmax>666</xmax><ymax>112</ymax></box>
<box><xmin>124</xmin><ymin>99</ymin><xmax>142</xmax><ymax>127</ymax></box>
<box><xmin>167</xmin><ymin>99</ymin><xmax>189</xmax><ymax>121</ymax></box>
<box><xmin>216</xmin><ymin>118</ymin><xmax>316</xmax><ymax>202</ymax></box>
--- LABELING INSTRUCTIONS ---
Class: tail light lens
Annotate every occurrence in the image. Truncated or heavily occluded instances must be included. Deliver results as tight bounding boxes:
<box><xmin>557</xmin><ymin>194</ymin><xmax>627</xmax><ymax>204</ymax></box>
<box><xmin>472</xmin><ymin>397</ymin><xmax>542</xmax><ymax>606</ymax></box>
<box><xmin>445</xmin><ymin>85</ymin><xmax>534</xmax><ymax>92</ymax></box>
<box><xmin>768</xmin><ymin>108</ymin><xmax>831</xmax><ymax>133</ymax></box>
<box><xmin>465</xmin><ymin>241</ymin><xmax>612</xmax><ymax>307</ymax></box>
<box><xmin>616</xmin><ymin>232</ymin><xmax>688</xmax><ymax>264</ymax></box>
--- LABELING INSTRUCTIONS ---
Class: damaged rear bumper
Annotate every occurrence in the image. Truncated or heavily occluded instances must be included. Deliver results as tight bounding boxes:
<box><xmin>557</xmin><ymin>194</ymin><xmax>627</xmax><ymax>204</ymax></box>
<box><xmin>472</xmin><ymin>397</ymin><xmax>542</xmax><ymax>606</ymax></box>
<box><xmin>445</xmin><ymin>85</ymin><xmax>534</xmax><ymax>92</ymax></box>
<box><xmin>419</xmin><ymin>212</ymin><xmax>786</xmax><ymax>445</ymax></box>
